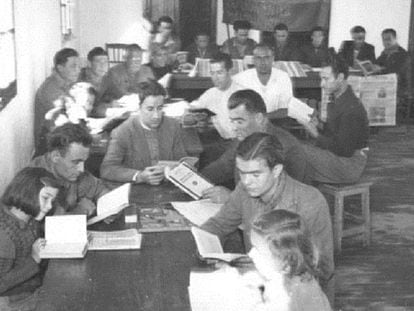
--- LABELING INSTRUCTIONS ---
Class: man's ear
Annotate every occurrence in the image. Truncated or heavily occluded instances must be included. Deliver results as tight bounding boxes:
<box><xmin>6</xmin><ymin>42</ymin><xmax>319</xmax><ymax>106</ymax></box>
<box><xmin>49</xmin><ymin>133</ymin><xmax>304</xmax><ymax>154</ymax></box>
<box><xmin>272</xmin><ymin>164</ymin><xmax>283</xmax><ymax>179</ymax></box>
<box><xmin>50</xmin><ymin>150</ymin><xmax>62</xmax><ymax>163</ymax></box>
<box><xmin>255</xmin><ymin>112</ymin><xmax>265</xmax><ymax>124</ymax></box>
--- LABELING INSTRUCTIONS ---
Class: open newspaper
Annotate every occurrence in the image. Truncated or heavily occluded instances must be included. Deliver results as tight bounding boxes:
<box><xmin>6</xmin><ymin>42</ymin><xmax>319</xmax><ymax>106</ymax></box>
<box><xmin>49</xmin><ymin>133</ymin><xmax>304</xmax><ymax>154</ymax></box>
<box><xmin>287</xmin><ymin>97</ymin><xmax>314</xmax><ymax>124</ymax></box>
<box><xmin>39</xmin><ymin>215</ymin><xmax>88</xmax><ymax>259</ymax></box>
<box><xmin>88</xmin><ymin>229</ymin><xmax>142</xmax><ymax>251</ymax></box>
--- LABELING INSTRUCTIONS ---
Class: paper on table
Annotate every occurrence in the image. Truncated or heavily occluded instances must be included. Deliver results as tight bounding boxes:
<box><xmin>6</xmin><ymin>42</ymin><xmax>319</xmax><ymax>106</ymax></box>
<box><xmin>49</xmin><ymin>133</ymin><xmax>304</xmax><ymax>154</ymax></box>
<box><xmin>158</xmin><ymin>73</ymin><xmax>172</xmax><ymax>88</ymax></box>
<box><xmin>287</xmin><ymin>97</ymin><xmax>314</xmax><ymax>124</ymax></box>
<box><xmin>171</xmin><ymin>199</ymin><xmax>221</xmax><ymax>226</ymax></box>
<box><xmin>88</xmin><ymin>229</ymin><xmax>142</xmax><ymax>250</ymax></box>
<box><xmin>87</xmin><ymin>183</ymin><xmax>131</xmax><ymax>226</ymax></box>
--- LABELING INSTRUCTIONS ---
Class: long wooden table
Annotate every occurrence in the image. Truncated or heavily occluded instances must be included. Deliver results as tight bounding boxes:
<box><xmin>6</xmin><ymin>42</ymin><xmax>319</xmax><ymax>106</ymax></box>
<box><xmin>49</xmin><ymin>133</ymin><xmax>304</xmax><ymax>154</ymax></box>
<box><xmin>35</xmin><ymin>183</ymin><xmax>198</xmax><ymax>311</ymax></box>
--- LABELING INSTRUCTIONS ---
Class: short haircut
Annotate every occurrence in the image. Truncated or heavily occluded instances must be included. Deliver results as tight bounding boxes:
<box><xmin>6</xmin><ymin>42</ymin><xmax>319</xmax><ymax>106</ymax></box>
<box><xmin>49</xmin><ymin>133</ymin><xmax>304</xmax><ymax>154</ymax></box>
<box><xmin>138</xmin><ymin>80</ymin><xmax>167</xmax><ymax>104</ymax></box>
<box><xmin>195</xmin><ymin>31</ymin><xmax>209</xmax><ymax>39</ymax></box>
<box><xmin>274</xmin><ymin>23</ymin><xmax>289</xmax><ymax>32</ymax></box>
<box><xmin>253</xmin><ymin>43</ymin><xmax>274</xmax><ymax>55</ymax></box>
<box><xmin>236</xmin><ymin>132</ymin><xmax>285</xmax><ymax>168</ymax></box>
<box><xmin>351</xmin><ymin>25</ymin><xmax>366</xmax><ymax>34</ymax></box>
<box><xmin>54</xmin><ymin>48</ymin><xmax>79</xmax><ymax>68</ymax></box>
<box><xmin>382</xmin><ymin>28</ymin><xmax>397</xmax><ymax>37</ymax></box>
<box><xmin>251</xmin><ymin>209</ymin><xmax>318</xmax><ymax>278</ymax></box>
<box><xmin>47</xmin><ymin>123</ymin><xmax>93</xmax><ymax>155</ymax></box>
<box><xmin>210</xmin><ymin>52</ymin><xmax>233</xmax><ymax>71</ymax></box>
<box><xmin>87</xmin><ymin>47</ymin><xmax>108</xmax><ymax>62</ymax></box>
<box><xmin>157</xmin><ymin>16</ymin><xmax>174</xmax><ymax>26</ymax></box>
<box><xmin>322</xmin><ymin>51</ymin><xmax>349</xmax><ymax>79</ymax></box>
<box><xmin>126</xmin><ymin>44</ymin><xmax>142</xmax><ymax>55</ymax></box>
<box><xmin>233</xmin><ymin>20</ymin><xmax>251</xmax><ymax>31</ymax></box>
<box><xmin>228</xmin><ymin>89</ymin><xmax>267</xmax><ymax>114</ymax></box>
<box><xmin>311</xmin><ymin>26</ymin><xmax>325</xmax><ymax>35</ymax></box>
<box><xmin>2</xmin><ymin>167</ymin><xmax>62</xmax><ymax>217</ymax></box>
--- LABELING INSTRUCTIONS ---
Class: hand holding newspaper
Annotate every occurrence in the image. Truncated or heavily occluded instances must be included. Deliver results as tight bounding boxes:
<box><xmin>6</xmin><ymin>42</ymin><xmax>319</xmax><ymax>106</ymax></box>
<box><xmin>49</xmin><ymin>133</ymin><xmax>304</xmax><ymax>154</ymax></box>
<box><xmin>287</xmin><ymin>97</ymin><xmax>314</xmax><ymax>125</ymax></box>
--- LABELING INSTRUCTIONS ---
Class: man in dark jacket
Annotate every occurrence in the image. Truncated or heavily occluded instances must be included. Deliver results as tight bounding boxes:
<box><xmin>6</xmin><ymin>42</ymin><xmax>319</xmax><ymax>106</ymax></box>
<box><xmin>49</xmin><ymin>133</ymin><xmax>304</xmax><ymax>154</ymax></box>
<box><xmin>339</xmin><ymin>25</ymin><xmax>376</xmax><ymax>68</ymax></box>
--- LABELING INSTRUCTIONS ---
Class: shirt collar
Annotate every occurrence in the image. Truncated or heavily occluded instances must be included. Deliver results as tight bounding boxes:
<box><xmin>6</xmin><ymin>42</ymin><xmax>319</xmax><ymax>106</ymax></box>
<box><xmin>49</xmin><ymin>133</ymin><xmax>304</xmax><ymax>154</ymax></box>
<box><xmin>139</xmin><ymin>116</ymin><xmax>152</xmax><ymax>131</ymax></box>
<box><xmin>52</xmin><ymin>70</ymin><xmax>73</xmax><ymax>90</ymax></box>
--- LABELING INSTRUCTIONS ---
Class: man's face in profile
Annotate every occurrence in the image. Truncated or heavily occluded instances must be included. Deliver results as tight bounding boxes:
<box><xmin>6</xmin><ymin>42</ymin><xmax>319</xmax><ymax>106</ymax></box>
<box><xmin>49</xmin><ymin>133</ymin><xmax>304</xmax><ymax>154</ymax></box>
<box><xmin>52</xmin><ymin>143</ymin><xmax>90</xmax><ymax>182</ymax></box>
<box><xmin>210</xmin><ymin>62</ymin><xmax>231</xmax><ymax>91</ymax></box>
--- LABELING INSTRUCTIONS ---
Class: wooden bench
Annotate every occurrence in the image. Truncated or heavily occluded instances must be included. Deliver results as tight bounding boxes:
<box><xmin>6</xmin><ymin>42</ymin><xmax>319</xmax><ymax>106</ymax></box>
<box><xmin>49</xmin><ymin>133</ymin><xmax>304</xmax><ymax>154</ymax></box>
<box><xmin>319</xmin><ymin>182</ymin><xmax>373</xmax><ymax>254</ymax></box>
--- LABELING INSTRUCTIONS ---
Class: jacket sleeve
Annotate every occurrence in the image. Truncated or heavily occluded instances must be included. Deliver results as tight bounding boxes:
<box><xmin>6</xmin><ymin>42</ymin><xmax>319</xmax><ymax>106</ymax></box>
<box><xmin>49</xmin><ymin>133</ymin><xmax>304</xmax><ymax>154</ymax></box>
<box><xmin>283</xmin><ymin>144</ymin><xmax>307</xmax><ymax>183</ymax></box>
<box><xmin>0</xmin><ymin>232</ymin><xmax>39</xmax><ymax>294</ymax></box>
<box><xmin>100</xmin><ymin>128</ymin><xmax>138</xmax><ymax>182</ymax></box>
<box><xmin>200</xmin><ymin>184</ymin><xmax>244</xmax><ymax>238</ymax></box>
<box><xmin>172</xmin><ymin>124</ymin><xmax>188</xmax><ymax>160</ymax></box>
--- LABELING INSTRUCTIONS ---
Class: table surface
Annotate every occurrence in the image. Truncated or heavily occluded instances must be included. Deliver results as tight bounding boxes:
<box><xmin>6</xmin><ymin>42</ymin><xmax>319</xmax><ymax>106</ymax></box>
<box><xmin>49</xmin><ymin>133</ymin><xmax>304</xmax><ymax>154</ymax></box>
<box><xmin>35</xmin><ymin>183</ymin><xmax>199</xmax><ymax>311</ymax></box>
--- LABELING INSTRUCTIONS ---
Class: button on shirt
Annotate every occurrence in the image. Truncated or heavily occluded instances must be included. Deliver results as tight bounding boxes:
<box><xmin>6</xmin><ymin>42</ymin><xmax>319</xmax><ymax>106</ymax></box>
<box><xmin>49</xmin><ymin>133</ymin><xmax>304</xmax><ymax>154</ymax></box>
<box><xmin>190</xmin><ymin>80</ymin><xmax>242</xmax><ymax>139</ymax></box>
<box><xmin>233</xmin><ymin>68</ymin><xmax>293</xmax><ymax>112</ymax></box>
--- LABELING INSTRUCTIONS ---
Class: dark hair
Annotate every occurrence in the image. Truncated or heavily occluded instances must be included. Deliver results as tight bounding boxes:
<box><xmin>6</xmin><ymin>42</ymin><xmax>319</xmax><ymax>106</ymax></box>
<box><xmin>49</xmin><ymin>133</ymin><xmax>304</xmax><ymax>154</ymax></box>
<box><xmin>87</xmin><ymin>47</ymin><xmax>108</xmax><ymax>62</ymax></box>
<box><xmin>274</xmin><ymin>23</ymin><xmax>289</xmax><ymax>32</ymax></box>
<box><xmin>228</xmin><ymin>89</ymin><xmax>267</xmax><ymax>114</ymax></box>
<box><xmin>54</xmin><ymin>48</ymin><xmax>79</xmax><ymax>68</ymax></box>
<box><xmin>47</xmin><ymin>123</ymin><xmax>93</xmax><ymax>155</ymax></box>
<box><xmin>311</xmin><ymin>26</ymin><xmax>325</xmax><ymax>35</ymax></box>
<box><xmin>157</xmin><ymin>16</ymin><xmax>174</xmax><ymax>26</ymax></box>
<box><xmin>236</xmin><ymin>133</ymin><xmax>284</xmax><ymax>168</ymax></box>
<box><xmin>138</xmin><ymin>80</ymin><xmax>167</xmax><ymax>104</ymax></box>
<box><xmin>351</xmin><ymin>25</ymin><xmax>366</xmax><ymax>34</ymax></box>
<box><xmin>233</xmin><ymin>20</ymin><xmax>251</xmax><ymax>31</ymax></box>
<box><xmin>322</xmin><ymin>51</ymin><xmax>349</xmax><ymax>79</ymax></box>
<box><xmin>126</xmin><ymin>44</ymin><xmax>142</xmax><ymax>55</ymax></box>
<box><xmin>251</xmin><ymin>209</ymin><xmax>318</xmax><ymax>278</ymax></box>
<box><xmin>210</xmin><ymin>52</ymin><xmax>233</xmax><ymax>71</ymax></box>
<box><xmin>2</xmin><ymin>167</ymin><xmax>61</xmax><ymax>217</ymax></box>
<box><xmin>382</xmin><ymin>28</ymin><xmax>397</xmax><ymax>38</ymax></box>
<box><xmin>253</xmin><ymin>43</ymin><xmax>274</xmax><ymax>55</ymax></box>
<box><xmin>195</xmin><ymin>31</ymin><xmax>209</xmax><ymax>39</ymax></box>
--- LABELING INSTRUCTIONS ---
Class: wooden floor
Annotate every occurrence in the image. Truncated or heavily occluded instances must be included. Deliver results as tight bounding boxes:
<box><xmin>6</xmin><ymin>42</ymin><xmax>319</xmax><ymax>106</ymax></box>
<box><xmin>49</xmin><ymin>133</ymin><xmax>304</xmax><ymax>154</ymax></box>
<box><xmin>335</xmin><ymin>125</ymin><xmax>414</xmax><ymax>311</ymax></box>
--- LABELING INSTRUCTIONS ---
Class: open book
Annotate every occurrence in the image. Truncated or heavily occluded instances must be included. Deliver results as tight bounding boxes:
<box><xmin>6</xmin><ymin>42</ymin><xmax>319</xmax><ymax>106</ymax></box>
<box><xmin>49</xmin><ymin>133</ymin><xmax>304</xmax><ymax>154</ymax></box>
<box><xmin>158</xmin><ymin>156</ymin><xmax>199</xmax><ymax>170</ymax></box>
<box><xmin>88</xmin><ymin>229</ymin><xmax>142</xmax><ymax>251</ymax></box>
<box><xmin>39</xmin><ymin>215</ymin><xmax>88</xmax><ymax>259</ymax></box>
<box><xmin>171</xmin><ymin>199</ymin><xmax>221</xmax><ymax>226</ymax></box>
<box><xmin>356</xmin><ymin>60</ymin><xmax>375</xmax><ymax>76</ymax></box>
<box><xmin>165</xmin><ymin>162</ymin><xmax>213</xmax><ymax>200</ymax></box>
<box><xmin>87</xmin><ymin>183</ymin><xmax>131</xmax><ymax>226</ymax></box>
<box><xmin>191</xmin><ymin>227</ymin><xmax>249</xmax><ymax>264</ymax></box>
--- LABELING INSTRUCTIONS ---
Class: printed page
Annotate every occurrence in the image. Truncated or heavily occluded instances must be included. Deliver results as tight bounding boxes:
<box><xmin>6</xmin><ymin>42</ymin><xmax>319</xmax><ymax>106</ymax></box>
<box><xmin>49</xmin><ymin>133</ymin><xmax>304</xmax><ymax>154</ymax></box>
<box><xmin>45</xmin><ymin>215</ymin><xmax>87</xmax><ymax>244</ymax></box>
<box><xmin>88</xmin><ymin>229</ymin><xmax>142</xmax><ymax>250</ymax></box>
<box><xmin>171</xmin><ymin>199</ymin><xmax>221</xmax><ymax>226</ymax></box>
<box><xmin>191</xmin><ymin>226</ymin><xmax>224</xmax><ymax>256</ymax></box>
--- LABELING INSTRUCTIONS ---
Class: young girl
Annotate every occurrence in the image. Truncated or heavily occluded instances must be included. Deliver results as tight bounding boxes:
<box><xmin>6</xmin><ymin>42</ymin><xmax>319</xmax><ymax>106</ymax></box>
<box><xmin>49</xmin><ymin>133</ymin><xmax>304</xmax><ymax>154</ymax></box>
<box><xmin>0</xmin><ymin>167</ymin><xmax>61</xmax><ymax>310</ymax></box>
<box><xmin>249</xmin><ymin>209</ymin><xmax>332</xmax><ymax>311</ymax></box>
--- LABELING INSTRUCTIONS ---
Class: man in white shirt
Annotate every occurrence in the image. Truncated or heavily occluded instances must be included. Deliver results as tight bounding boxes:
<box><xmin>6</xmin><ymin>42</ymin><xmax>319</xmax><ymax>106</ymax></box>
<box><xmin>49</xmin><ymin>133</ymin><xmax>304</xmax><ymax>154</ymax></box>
<box><xmin>233</xmin><ymin>44</ymin><xmax>293</xmax><ymax>117</ymax></box>
<box><xmin>189</xmin><ymin>53</ymin><xmax>242</xmax><ymax>139</ymax></box>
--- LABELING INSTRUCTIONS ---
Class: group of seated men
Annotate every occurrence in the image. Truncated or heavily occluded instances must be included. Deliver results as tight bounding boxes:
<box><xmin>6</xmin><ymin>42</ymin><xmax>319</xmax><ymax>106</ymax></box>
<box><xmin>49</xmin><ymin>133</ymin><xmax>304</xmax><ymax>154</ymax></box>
<box><xmin>26</xmin><ymin>18</ymin><xmax>403</xmax><ymax>307</ymax></box>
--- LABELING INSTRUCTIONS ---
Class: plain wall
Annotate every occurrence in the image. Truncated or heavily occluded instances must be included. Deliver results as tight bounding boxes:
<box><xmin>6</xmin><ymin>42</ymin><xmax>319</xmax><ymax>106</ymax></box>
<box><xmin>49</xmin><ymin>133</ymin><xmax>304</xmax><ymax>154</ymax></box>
<box><xmin>329</xmin><ymin>0</ymin><xmax>411</xmax><ymax>57</ymax></box>
<box><xmin>0</xmin><ymin>0</ymin><xmax>63</xmax><ymax>195</ymax></box>
<box><xmin>78</xmin><ymin>0</ymin><xmax>144</xmax><ymax>59</ymax></box>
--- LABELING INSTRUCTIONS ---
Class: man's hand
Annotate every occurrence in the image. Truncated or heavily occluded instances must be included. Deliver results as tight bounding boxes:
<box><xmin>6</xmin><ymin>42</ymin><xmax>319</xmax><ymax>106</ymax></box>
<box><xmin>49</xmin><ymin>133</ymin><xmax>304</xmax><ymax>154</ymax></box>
<box><xmin>32</xmin><ymin>238</ymin><xmax>46</xmax><ymax>264</ymax></box>
<box><xmin>202</xmin><ymin>186</ymin><xmax>231</xmax><ymax>204</ymax></box>
<box><xmin>140</xmin><ymin>166</ymin><xmax>165</xmax><ymax>185</ymax></box>
<box><xmin>77</xmin><ymin>198</ymin><xmax>96</xmax><ymax>216</ymax></box>
<box><xmin>303</xmin><ymin>115</ymin><xmax>320</xmax><ymax>138</ymax></box>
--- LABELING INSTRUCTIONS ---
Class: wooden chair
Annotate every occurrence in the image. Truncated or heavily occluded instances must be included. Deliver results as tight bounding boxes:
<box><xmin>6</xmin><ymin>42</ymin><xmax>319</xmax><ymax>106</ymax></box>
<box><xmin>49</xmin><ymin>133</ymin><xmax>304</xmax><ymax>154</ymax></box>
<box><xmin>319</xmin><ymin>181</ymin><xmax>373</xmax><ymax>254</ymax></box>
<box><xmin>105</xmin><ymin>43</ymin><xmax>129</xmax><ymax>67</ymax></box>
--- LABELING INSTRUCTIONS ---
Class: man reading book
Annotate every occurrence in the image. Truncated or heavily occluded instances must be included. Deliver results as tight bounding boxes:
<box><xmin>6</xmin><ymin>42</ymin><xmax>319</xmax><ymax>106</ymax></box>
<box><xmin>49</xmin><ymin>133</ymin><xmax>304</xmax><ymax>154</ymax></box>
<box><xmin>30</xmin><ymin>123</ymin><xmax>109</xmax><ymax>216</ymax></box>
<box><xmin>100</xmin><ymin>80</ymin><xmax>187</xmax><ymax>185</ymax></box>
<box><xmin>201</xmin><ymin>89</ymin><xmax>307</xmax><ymax>203</ymax></box>
<box><xmin>200</xmin><ymin>132</ymin><xmax>334</xmax><ymax>304</ymax></box>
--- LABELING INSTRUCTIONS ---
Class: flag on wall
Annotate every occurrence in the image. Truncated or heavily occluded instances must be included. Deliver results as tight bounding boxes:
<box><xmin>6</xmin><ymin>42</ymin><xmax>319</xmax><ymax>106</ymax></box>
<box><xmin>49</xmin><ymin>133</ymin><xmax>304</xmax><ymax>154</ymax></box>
<box><xmin>223</xmin><ymin>0</ymin><xmax>330</xmax><ymax>32</ymax></box>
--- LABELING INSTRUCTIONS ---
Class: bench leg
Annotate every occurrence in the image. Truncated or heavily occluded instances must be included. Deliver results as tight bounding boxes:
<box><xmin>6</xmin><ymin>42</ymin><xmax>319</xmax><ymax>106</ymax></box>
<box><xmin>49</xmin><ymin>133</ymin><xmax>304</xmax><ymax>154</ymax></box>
<box><xmin>361</xmin><ymin>189</ymin><xmax>371</xmax><ymax>247</ymax></box>
<box><xmin>333</xmin><ymin>194</ymin><xmax>344</xmax><ymax>254</ymax></box>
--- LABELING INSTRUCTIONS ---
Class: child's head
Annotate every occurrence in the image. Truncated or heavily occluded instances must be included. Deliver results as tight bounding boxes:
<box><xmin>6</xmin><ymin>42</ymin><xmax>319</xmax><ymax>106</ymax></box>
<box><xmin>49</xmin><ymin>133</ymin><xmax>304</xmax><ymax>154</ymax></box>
<box><xmin>249</xmin><ymin>209</ymin><xmax>318</xmax><ymax>280</ymax></box>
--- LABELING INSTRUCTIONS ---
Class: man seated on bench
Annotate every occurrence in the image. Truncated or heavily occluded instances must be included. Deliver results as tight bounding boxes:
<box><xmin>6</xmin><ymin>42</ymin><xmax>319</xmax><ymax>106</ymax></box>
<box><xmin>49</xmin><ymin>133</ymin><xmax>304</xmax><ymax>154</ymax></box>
<box><xmin>200</xmin><ymin>132</ymin><xmax>334</xmax><ymax>305</ymax></box>
<box><xmin>201</xmin><ymin>89</ymin><xmax>307</xmax><ymax>203</ymax></box>
<box><xmin>100</xmin><ymin>80</ymin><xmax>187</xmax><ymax>185</ymax></box>
<box><xmin>301</xmin><ymin>54</ymin><xmax>369</xmax><ymax>184</ymax></box>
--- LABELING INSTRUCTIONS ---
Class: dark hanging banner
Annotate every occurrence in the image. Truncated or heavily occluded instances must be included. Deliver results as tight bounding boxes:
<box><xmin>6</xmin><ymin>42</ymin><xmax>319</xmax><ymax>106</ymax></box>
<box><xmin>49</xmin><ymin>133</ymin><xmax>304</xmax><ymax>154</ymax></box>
<box><xmin>223</xmin><ymin>0</ymin><xmax>331</xmax><ymax>32</ymax></box>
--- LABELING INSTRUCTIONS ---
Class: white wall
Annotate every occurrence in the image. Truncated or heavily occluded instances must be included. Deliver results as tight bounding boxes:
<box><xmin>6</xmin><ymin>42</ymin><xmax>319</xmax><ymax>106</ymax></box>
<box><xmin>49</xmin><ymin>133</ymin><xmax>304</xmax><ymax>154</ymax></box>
<box><xmin>78</xmin><ymin>0</ymin><xmax>144</xmax><ymax>59</ymax></box>
<box><xmin>0</xmin><ymin>0</ymin><xmax>62</xmax><ymax>195</ymax></box>
<box><xmin>329</xmin><ymin>0</ymin><xmax>411</xmax><ymax>57</ymax></box>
